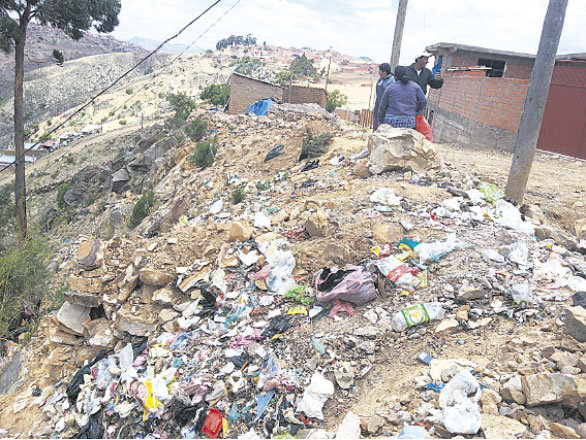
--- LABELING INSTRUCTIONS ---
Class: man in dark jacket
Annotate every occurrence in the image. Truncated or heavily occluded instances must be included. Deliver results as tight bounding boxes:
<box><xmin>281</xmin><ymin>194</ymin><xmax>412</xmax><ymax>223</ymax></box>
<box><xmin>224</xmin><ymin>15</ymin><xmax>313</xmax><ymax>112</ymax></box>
<box><xmin>373</xmin><ymin>63</ymin><xmax>394</xmax><ymax>130</ymax></box>
<box><xmin>407</xmin><ymin>52</ymin><xmax>444</xmax><ymax>96</ymax></box>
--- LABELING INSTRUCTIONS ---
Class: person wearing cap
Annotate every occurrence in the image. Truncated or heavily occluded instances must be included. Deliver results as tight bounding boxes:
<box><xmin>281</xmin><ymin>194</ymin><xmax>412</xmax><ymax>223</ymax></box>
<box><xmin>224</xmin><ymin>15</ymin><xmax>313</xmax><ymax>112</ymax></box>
<box><xmin>407</xmin><ymin>52</ymin><xmax>444</xmax><ymax>98</ymax></box>
<box><xmin>377</xmin><ymin>66</ymin><xmax>427</xmax><ymax>129</ymax></box>
<box><xmin>372</xmin><ymin>63</ymin><xmax>394</xmax><ymax>130</ymax></box>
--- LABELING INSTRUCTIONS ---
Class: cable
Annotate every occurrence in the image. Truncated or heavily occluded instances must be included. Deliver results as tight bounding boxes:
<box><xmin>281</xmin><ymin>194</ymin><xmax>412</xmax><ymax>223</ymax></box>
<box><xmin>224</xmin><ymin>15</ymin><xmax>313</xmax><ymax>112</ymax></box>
<box><xmin>0</xmin><ymin>0</ymin><xmax>224</xmax><ymax>174</ymax></box>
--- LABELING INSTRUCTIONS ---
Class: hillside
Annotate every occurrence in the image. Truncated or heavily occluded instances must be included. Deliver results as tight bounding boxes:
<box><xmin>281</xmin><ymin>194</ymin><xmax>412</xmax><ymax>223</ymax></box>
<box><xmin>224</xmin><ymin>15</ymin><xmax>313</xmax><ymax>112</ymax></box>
<box><xmin>129</xmin><ymin>37</ymin><xmax>205</xmax><ymax>54</ymax></box>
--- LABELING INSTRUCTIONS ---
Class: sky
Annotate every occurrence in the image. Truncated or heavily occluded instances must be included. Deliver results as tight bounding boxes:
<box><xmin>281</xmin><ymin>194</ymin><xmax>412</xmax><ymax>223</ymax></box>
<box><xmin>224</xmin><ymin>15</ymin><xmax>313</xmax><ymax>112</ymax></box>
<box><xmin>112</xmin><ymin>0</ymin><xmax>586</xmax><ymax>64</ymax></box>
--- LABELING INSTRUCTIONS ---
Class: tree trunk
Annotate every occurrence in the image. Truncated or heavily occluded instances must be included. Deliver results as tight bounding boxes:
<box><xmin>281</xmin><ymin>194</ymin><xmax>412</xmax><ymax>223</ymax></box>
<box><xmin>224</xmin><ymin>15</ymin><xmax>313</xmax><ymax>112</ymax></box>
<box><xmin>14</xmin><ymin>25</ymin><xmax>28</xmax><ymax>238</ymax></box>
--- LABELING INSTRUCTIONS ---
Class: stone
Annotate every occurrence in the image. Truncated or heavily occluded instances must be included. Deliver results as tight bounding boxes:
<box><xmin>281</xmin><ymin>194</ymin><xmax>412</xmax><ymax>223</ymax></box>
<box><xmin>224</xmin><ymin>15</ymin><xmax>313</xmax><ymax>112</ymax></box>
<box><xmin>159</xmin><ymin>308</ymin><xmax>180</xmax><ymax>323</ymax></box>
<box><xmin>372</xmin><ymin>220</ymin><xmax>400</xmax><ymax>244</ymax></box>
<box><xmin>456</xmin><ymin>306</ymin><xmax>469</xmax><ymax>321</ymax></box>
<box><xmin>336</xmin><ymin>411</ymin><xmax>361</xmax><ymax>439</ymax></box>
<box><xmin>334</xmin><ymin>361</ymin><xmax>355</xmax><ymax>390</ymax></box>
<box><xmin>561</xmin><ymin>366</ymin><xmax>582</xmax><ymax>375</ymax></box>
<box><xmin>218</xmin><ymin>244</ymin><xmax>239</xmax><ymax>268</ymax></box>
<box><xmin>363</xmin><ymin>414</ymin><xmax>385</xmax><ymax>434</ymax></box>
<box><xmin>520</xmin><ymin>204</ymin><xmax>546</xmax><ymax>225</ymax></box>
<box><xmin>522</xmin><ymin>373</ymin><xmax>586</xmax><ymax>406</ymax></box>
<box><xmin>77</xmin><ymin>240</ymin><xmax>103</xmax><ymax>270</ymax></box>
<box><xmin>435</xmin><ymin>318</ymin><xmax>459</xmax><ymax>335</ymax></box>
<box><xmin>577</xmin><ymin>355</ymin><xmax>586</xmax><ymax>373</ymax></box>
<box><xmin>305</xmin><ymin>209</ymin><xmax>330</xmax><ymax>238</ymax></box>
<box><xmin>153</xmin><ymin>287</ymin><xmax>181</xmax><ymax>304</ymax></box>
<box><xmin>353</xmin><ymin>326</ymin><xmax>378</xmax><ymax>337</ymax></box>
<box><xmin>353</xmin><ymin>163</ymin><xmax>372</xmax><ymax>179</ymax></box>
<box><xmin>49</xmin><ymin>326</ymin><xmax>82</xmax><ymax>346</ymax></box>
<box><xmin>83</xmin><ymin>318</ymin><xmax>116</xmax><ymax>349</ymax></box>
<box><xmin>575</xmin><ymin>218</ymin><xmax>586</xmax><ymax>240</ymax></box>
<box><xmin>551</xmin><ymin>351</ymin><xmax>580</xmax><ymax>369</ymax></box>
<box><xmin>481</xmin><ymin>414</ymin><xmax>526</xmax><ymax>439</ymax></box>
<box><xmin>115</xmin><ymin>303</ymin><xmax>161</xmax><ymax>336</ymax></box>
<box><xmin>367</xmin><ymin>126</ymin><xmax>442</xmax><ymax>174</ymax></box>
<box><xmin>63</xmin><ymin>166</ymin><xmax>112</xmax><ymax>207</ymax></box>
<box><xmin>55</xmin><ymin>301</ymin><xmax>91</xmax><ymax>336</ymax></box>
<box><xmin>458</xmin><ymin>284</ymin><xmax>484</xmax><ymax>300</ymax></box>
<box><xmin>550</xmin><ymin>423</ymin><xmax>580</xmax><ymax>439</ymax></box>
<box><xmin>111</xmin><ymin>168</ymin><xmax>131</xmax><ymax>194</ymax></box>
<box><xmin>63</xmin><ymin>291</ymin><xmax>101</xmax><ymax>308</ymax></box>
<box><xmin>481</xmin><ymin>389</ymin><xmax>502</xmax><ymax>406</ymax></box>
<box><xmin>179</xmin><ymin>267</ymin><xmax>210</xmax><ymax>293</ymax></box>
<box><xmin>576</xmin><ymin>423</ymin><xmax>586</xmax><ymax>439</ymax></box>
<box><xmin>118</xmin><ymin>265</ymin><xmax>139</xmax><ymax>303</ymax></box>
<box><xmin>564</xmin><ymin>306</ymin><xmax>586</xmax><ymax>342</ymax></box>
<box><xmin>501</xmin><ymin>376</ymin><xmax>526</xmax><ymax>405</ymax></box>
<box><xmin>139</xmin><ymin>268</ymin><xmax>175</xmax><ymax>287</ymax></box>
<box><xmin>527</xmin><ymin>414</ymin><xmax>548</xmax><ymax>435</ymax></box>
<box><xmin>69</xmin><ymin>275</ymin><xmax>104</xmax><ymax>293</ymax></box>
<box><xmin>228</xmin><ymin>221</ymin><xmax>253</xmax><ymax>242</ymax></box>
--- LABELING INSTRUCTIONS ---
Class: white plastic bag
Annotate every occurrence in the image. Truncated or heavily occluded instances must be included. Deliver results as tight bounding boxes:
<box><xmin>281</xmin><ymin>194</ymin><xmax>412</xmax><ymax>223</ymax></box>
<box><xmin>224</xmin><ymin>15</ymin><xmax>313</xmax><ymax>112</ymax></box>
<box><xmin>414</xmin><ymin>234</ymin><xmax>468</xmax><ymax>263</ymax></box>
<box><xmin>370</xmin><ymin>188</ymin><xmax>401</xmax><ymax>206</ymax></box>
<box><xmin>297</xmin><ymin>372</ymin><xmax>334</xmax><ymax>419</ymax></box>
<box><xmin>254</xmin><ymin>212</ymin><xmax>272</xmax><ymax>229</ymax></box>
<box><xmin>439</xmin><ymin>370</ymin><xmax>482</xmax><ymax>435</ymax></box>
<box><xmin>508</xmin><ymin>241</ymin><xmax>529</xmax><ymax>265</ymax></box>
<box><xmin>266</xmin><ymin>250</ymin><xmax>296</xmax><ymax>294</ymax></box>
<box><xmin>495</xmin><ymin>199</ymin><xmax>535</xmax><ymax>234</ymax></box>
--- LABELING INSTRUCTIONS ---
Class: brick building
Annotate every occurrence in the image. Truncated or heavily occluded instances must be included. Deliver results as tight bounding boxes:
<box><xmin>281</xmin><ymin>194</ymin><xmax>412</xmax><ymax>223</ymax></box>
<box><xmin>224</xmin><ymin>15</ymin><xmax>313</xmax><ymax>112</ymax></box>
<box><xmin>228</xmin><ymin>72</ymin><xmax>327</xmax><ymax>115</ymax></box>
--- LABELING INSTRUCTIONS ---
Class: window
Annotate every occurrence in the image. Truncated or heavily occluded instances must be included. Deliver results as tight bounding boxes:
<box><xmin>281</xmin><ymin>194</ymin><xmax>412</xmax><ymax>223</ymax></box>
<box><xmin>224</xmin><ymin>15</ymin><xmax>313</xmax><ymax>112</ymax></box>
<box><xmin>478</xmin><ymin>58</ymin><xmax>506</xmax><ymax>77</ymax></box>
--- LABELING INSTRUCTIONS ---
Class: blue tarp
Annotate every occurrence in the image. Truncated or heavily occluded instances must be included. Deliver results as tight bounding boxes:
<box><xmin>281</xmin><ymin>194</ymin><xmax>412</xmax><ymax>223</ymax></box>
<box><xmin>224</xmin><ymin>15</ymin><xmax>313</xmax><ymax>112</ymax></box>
<box><xmin>246</xmin><ymin>98</ymin><xmax>275</xmax><ymax>116</ymax></box>
<box><xmin>432</xmin><ymin>55</ymin><xmax>444</xmax><ymax>75</ymax></box>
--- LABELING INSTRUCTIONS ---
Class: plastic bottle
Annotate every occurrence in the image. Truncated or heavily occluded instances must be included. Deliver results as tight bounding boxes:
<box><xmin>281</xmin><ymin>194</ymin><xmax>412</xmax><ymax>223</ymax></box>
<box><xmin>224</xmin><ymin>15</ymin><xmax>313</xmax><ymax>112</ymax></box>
<box><xmin>413</xmin><ymin>234</ymin><xmax>467</xmax><ymax>263</ymax></box>
<box><xmin>390</xmin><ymin>302</ymin><xmax>445</xmax><ymax>332</ymax></box>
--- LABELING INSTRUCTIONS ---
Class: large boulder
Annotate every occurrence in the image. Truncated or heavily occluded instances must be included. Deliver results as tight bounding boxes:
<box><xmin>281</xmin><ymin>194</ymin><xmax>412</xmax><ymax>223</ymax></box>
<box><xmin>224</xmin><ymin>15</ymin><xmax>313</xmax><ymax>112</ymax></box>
<box><xmin>64</xmin><ymin>166</ymin><xmax>112</xmax><ymax>207</ymax></box>
<box><xmin>522</xmin><ymin>373</ymin><xmax>586</xmax><ymax>406</ymax></box>
<box><xmin>110</xmin><ymin>168</ymin><xmax>131</xmax><ymax>194</ymax></box>
<box><xmin>564</xmin><ymin>306</ymin><xmax>586</xmax><ymax>342</ymax></box>
<box><xmin>367</xmin><ymin>126</ymin><xmax>442</xmax><ymax>174</ymax></box>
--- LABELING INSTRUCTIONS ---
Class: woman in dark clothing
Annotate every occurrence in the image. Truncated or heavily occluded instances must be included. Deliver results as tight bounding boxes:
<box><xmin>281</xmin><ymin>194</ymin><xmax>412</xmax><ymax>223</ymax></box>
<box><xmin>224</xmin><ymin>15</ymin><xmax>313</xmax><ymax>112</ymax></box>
<box><xmin>372</xmin><ymin>63</ymin><xmax>394</xmax><ymax>130</ymax></box>
<box><xmin>376</xmin><ymin>66</ymin><xmax>427</xmax><ymax>129</ymax></box>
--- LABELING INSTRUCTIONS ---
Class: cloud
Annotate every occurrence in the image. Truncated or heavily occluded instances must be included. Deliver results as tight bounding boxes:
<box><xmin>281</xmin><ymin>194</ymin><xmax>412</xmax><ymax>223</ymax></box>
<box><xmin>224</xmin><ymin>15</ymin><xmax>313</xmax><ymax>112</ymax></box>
<box><xmin>113</xmin><ymin>0</ymin><xmax>586</xmax><ymax>63</ymax></box>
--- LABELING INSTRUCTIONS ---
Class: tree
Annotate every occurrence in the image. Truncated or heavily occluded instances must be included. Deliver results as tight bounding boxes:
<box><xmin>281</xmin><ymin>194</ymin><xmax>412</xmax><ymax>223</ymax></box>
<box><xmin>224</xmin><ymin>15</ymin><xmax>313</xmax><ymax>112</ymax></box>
<box><xmin>200</xmin><ymin>83</ymin><xmax>230</xmax><ymax>106</ymax></box>
<box><xmin>290</xmin><ymin>54</ymin><xmax>317</xmax><ymax>77</ymax></box>
<box><xmin>326</xmin><ymin>90</ymin><xmax>348</xmax><ymax>113</ymax></box>
<box><xmin>0</xmin><ymin>0</ymin><xmax>121</xmax><ymax>237</ymax></box>
<box><xmin>165</xmin><ymin>92</ymin><xmax>196</xmax><ymax>126</ymax></box>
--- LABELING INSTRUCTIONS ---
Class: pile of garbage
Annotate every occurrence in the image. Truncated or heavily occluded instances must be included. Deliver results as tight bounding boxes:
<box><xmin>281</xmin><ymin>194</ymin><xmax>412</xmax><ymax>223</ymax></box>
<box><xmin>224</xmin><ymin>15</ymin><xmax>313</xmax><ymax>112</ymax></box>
<box><xmin>3</xmin><ymin>104</ymin><xmax>586</xmax><ymax>438</ymax></box>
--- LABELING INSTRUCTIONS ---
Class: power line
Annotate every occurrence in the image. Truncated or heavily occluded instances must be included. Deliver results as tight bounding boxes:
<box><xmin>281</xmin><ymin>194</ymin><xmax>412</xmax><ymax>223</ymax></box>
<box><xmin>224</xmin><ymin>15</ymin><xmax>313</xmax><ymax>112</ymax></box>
<box><xmin>0</xmin><ymin>0</ymin><xmax>224</xmax><ymax>174</ymax></box>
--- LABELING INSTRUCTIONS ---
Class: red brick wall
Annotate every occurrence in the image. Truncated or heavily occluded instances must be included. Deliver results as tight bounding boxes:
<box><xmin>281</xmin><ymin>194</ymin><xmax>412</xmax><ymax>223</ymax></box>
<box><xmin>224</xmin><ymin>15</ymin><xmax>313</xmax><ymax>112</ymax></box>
<box><xmin>287</xmin><ymin>85</ymin><xmax>327</xmax><ymax>107</ymax></box>
<box><xmin>447</xmin><ymin>52</ymin><xmax>534</xmax><ymax>79</ymax></box>
<box><xmin>428</xmin><ymin>74</ymin><xmax>529</xmax><ymax>132</ymax></box>
<box><xmin>228</xmin><ymin>74</ymin><xmax>283</xmax><ymax>114</ymax></box>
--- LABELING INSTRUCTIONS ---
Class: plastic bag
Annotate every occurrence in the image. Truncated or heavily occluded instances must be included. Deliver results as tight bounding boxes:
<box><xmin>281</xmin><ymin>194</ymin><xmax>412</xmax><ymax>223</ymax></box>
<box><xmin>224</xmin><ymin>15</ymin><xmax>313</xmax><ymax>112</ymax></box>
<box><xmin>370</xmin><ymin>188</ymin><xmax>401</xmax><ymax>206</ymax></box>
<box><xmin>439</xmin><ymin>370</ymin><xmax>481</xmax><ymax>409</ymax></box>
<box><xmin>495</xmin><ymin>199</ymin><xmax>535</xmax><ymax>235</ymax></box>
<box><xmin>415</xmin><ymin>114</ymin><xmax>433</xmax><ymax>142</ymax></box>
<box><xmin>297</xmin><ymin>372</ymin><xmax>334</xmax><ymax>419</ymax></box>
<box><xmin>439</xmin><ymin>370</ymin><xmax>482</xmax><ymax>434</ymax></box>
<box><xmin>508</xmin><ymin>241</ymin><xmax>529</xmax><ymax>265</ymax></box>
<box><xmin>508</xmin><ymin>282</ymin><xmax>533</xmax><ymax>306</ymax></box>
<box><xmin>414</xmin><ymin>234</ymin><xmax>468</xmax><ymax>263</ymax></box>
<box><xmin>478</xmin><ymin>183</ymin><xmax>504</xmax><ymax>202</ymax></box>
<box><xmin>267</xmin><ymin>250</ymin><xmax>296</xmax><ymax>294</ymax></box>
<box><xmin>399</xmin><ymin>425</ymin><xmax>429</xmax><ymax>439</ymax></box>
<box><xmin>314</xmin><ymin>264</ymin><xmax>376</xmax><ymax>306</ymax></box>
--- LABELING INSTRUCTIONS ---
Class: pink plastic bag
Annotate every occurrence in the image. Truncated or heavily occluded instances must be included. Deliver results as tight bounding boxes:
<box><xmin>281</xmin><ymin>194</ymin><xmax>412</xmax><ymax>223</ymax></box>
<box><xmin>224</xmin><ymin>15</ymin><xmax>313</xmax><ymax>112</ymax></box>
<box><xmin>315</xmin><ymin>264</ymin><xmax>377</xmax><ymax>305</ymax></box>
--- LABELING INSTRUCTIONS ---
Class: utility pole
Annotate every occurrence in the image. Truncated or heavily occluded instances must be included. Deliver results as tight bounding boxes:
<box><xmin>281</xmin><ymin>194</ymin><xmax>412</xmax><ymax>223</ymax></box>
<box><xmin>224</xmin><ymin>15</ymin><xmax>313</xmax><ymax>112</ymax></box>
<box><xmin>505</xmin><ymin>0</ymin><xmax>568</xmax><ymax>204</ymax></box>
<box><xmin>390</xmin><ymin>0</ymin><xmax>408</xmax><ymax>72</ymax></box>
<box><xmin>324</xmin><ymin>47</ymin><xmax>333</xmax><ymax>93</ymax></box>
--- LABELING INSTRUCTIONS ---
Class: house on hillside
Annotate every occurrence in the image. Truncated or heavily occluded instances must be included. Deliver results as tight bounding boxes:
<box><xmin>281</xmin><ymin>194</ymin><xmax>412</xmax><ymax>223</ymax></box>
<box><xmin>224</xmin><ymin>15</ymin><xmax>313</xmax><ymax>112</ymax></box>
<box><xmin>0</xmin><ymin>154</ymin><xmax>37</xmax><ymax>173</ymax></box>
<box><xmin>81</xmin><ymin>124</ymin><xmax>102</xmax><ymax>135</ymax></box>
<box><xmin>227</xmin><ymin>72</ymin><xmax>327</xmax><ymax>115</ymax></box>
<box><xmin>423</xmin><ymin>42</ymin><xmax>586</xmax><ymax>159</ymax></box>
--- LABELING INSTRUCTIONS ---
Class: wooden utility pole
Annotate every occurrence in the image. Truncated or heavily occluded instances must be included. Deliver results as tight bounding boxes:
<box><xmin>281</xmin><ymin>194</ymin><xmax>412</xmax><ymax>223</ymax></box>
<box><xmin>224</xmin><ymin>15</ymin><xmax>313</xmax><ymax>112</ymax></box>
<box><xmin>324</xmin><ymin>47</ymin><xmax>333</xmax><ymax>93</ymax></box>
<box><xmin>390</xmin><ymin>0</ymin><xmax>408</xmax><ymax>72</ymax></box>
<box><xmin>505</xmin><ymin>0</ymin><xmax>568</xmax><ymax>203</ymax></box>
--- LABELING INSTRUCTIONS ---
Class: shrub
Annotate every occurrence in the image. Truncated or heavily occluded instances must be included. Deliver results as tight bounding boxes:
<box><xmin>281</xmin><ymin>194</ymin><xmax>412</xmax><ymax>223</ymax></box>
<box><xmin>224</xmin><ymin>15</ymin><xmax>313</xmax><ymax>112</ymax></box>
<box><xmin>300</xmin><ymin>127</ymin><xmax>334</xmax><ymax>160</ymax></box>
<box><xmin>190</xmin><ymin>136</ymin><xmax>217</xmax><ymax>168</ymax></box>
<box><xmin>185</xmin><ymin>118</ymin><xmax>208</xmax><ymax>141</ymax></box>
<box><xmin>126</xmin><ymin>88</ymin><xmax>133</xmax><ymax>95</ymax></box>
<box><xmin>255</xmin><ymin>181</ymin><xmax>270</xmax><ymax>192</ymax></box>
<box><xmin>200</xmin><ymin>84</ymin><xmax>230</xmax><ymax>106</ymax></box>
<box><xmin>47</xmin><ymin>119</ymin><xmax>52</xmax><ymax>126</ymax></box>
<box><xmin>231</xmin><ymin>186</ymin><xmax>245</xmax><ymax>204</ymax></box>
<box><xmin>0</xmin><ymin>234</ymin><xmax>52</xmax><ymax>345</ymax></box>
<box><xmin>129</xmin><ymin>190</ymin><xmax>156</xmax><ymax>229</ymax></box>
<box><xmin>119</xmin><ymin>119</ymin><xmax>127</xmax><ymax>125</ymax></box>
<box><xmin>166</xmin><ymin>92</ymin><xmax>196</xmax><ymax>127</ymax></box>
<box><xmin>326</xmin><ymin>89</ymin><xmax>348</xmax><ymax>113</ymax></box>
<box><xmin>0</xmin><ymin>184</ymin><xmax>15</xmax><ymax>234</ymax></box>
<box><xmin>56</xmin><ymin>182</ymin><xmax>71</xmax><ymax>210</ymax></box>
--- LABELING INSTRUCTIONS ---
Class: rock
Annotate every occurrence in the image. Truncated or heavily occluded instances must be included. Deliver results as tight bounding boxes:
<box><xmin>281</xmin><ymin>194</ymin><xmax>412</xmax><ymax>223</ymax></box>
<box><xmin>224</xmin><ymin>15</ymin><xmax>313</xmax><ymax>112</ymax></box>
<box><xmin>138</xmin><ymin>268</ymin><xmax>175</xmax><ymax>287</ymax></box>
<box><xmin>336</xmin><ymin>411</ymin><xmax>361</xmax><ymax>439</ymax></box>
<box><xmin>55</xmin><ymin>301</ymin><xmax>91</xmax><ymax>336</ymax></box>
<box><xmin>527</xmin><ymin>414</ymin><xmax>548</xmax><ymax>435</ymax></box>
<box><xmin>363</xmin><ymin>414</ymin><xmax>385</xmax><ymax>434</ymax></box>
<box><xmin>561</xmin><ymin>366</ymin><xmax>582</xmax><ymax>375</ymax></box>
<box><xmin>501</xmin><ymin>376</ymin><xmax>526</xmax><ymax>405</ymax></box>
<box><xmin>481</xmin><ymin>389</ymin><xmax>502</xmax><ymax>406</ymax></box>
<box><xmin>435</xmin><ymin>318</ymin><xmax>459</xmax><ymax>335</ymax></box>
<box><xmin>458</xmin><ymin>284</ymin><xmax>484</xmax><ymax>300</ymax></box>
<box><xmin>372</xmin><ymin>221</ymin><xmax>400</xmax><ymax>244</ymax></box>
<box><xmin>118</xmin><ymin>265</ymin><xmax>139</xmax><ymax>303</ymax></box>
<box><xmin>305</xmin><ymin>209</ymin><xmax>330</xmax><ymax>238</ymax></box>
<box><xmin>83</xmin><ymin>318</ymin><xmax>116</xmax><ymax>349</ymax></box>
<box><xmin>179</xmin><ymin>267</ymin><xmax>210</xmax><ymax>293</ymax></box>
<box><xmin>49</xmin><ymin>327</ymin><xmax>82</xmax><ymax>346</ymax></box>
<box><xmin>577</xmin><ymin>355</ymin><xmax>586</xmax><ymax>373</ymax></box>
<box><xmin>152</xmin><ymin>287</ymin><xmax>181</xmax><ymax>304</ymax></box>
<box><xmin>115</xmin><ymin>303</ymin><xmax>161</xmax><ymax>336</ymax></box>
<box><xmin>522</xmin><ymin>373</ymin><xmax>586</xmax><ymax>406</ymax></box>
<box><xmin>353</xmin><ymin>163</ymin><xmax>372</xmax><ymax>179</ymax></box>
<box><xmin>353</xmin><ymin>326</ymin><xmax>378</xmax><ymax>337</ymax></box>
<box><xmin>550</xmin><ymin>423</ymin><xmax>580</xmax><ymax>439</ymax></box>
<box><xmin>69</xmin><ymin>275</ymin><xmax>104</xmax><ymax>293</ymax></box>
<box><xmin>159</xmin><ymin>308</ymin><xmax>180</xmax><ymax>323</ymax></box>
<box><xmin>358</xmin><ymin>340</ymin><xmax>375</xmax><ymax>354</ymax></box>
<box><xmin>367</xmin><ymin>126</ymin><xmax>442</xmax><ymax>174</ymax></box>
<box><xmin>63</xmin><ymin>166</ymin><xmax>112</xmax><ymax>207</ymax></box>
<box><xmin>228</xmin><ymin>221</ymin><xmax>253</xmax><ymax>242</ymax></box>
<box><xmin>63</xmin><ymin>291</ymin><xmax>101</xmax><ymax>308</ymax></box>
<box><xmin>110</xmin><ymin>168</ymin><xmax>131</xmax><ymax>194</ymax></box>
<box><xmin>520</xmin><ymin>204</ymin><xmax>545</xmax><ymax>225</ymax></box>
<box><xmin>481</xmin><ymin>414</ymin><xmax>526</xmax><ymax>439</ymax></box>
<box><xmin>551</xmin><ymin>351</ymin><xmax>580</xmax><ymax>369</ymax></box>
<box><xmin>77</xmin><ymin>240</ymin><xmax>103</xmax><ymax>270</ymax></box>
<box><xmin>334</xmin><ymin>362</ymin><xmax>355</xmax><ymax>390</ymax></box>
<box><xmin>564</xmin><ymin>306</ymin><xmax>586</xmax><ymax>342</ymax></box>
<box><xmin>576</xmin><ymin>423</ymin><xmax>586</xmax><ymax>439</ymax></box>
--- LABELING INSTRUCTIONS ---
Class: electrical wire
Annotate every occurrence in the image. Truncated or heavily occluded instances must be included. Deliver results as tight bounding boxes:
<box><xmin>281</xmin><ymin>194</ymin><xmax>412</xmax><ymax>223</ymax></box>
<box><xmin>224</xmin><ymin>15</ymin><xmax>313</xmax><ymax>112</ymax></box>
<box><xmin>0</xmin><ymin>0</ymin><xmax>224</xmax><ymax>174</ymax></box>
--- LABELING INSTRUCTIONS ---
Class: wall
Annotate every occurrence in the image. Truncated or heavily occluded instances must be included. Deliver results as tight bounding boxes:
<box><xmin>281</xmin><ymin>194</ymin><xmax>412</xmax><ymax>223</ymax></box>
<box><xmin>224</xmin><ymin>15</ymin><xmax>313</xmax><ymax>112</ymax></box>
<box><xmin>445</xmin><ymin>51</ymin><xmax>534</xmax><ymax>79</ymax></box>
<box><xmin>228</xmin><ymin>74</ymin><xmax>283</xmax><ymax>115</ymax></box>
<box><xmin>427</xmin><ymin>74</ymin><xmax>529</xmax><ymax>151</ymax></box>
<box><xmin>228</xmin><ymin>73</ymin><xmax>327</xmax><ymax>114</ymax></box>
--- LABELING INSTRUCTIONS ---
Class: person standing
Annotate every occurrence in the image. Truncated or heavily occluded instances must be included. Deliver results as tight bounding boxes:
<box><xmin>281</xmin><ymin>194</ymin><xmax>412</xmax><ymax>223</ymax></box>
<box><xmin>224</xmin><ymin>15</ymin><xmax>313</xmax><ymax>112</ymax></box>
<box><xmin>377</xmin><ymin>66</ymin><xmax>427</xmax><ymax>129</ymax></box>
<box><xmin>372</xmin><ymin>63</ymin><xmax>394</xmax><ymax>130</ymax></box>
<box><xmin>407</xmin><ymin>52</ymin><xmax>444</xmax><ymax>97</ymax></box>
